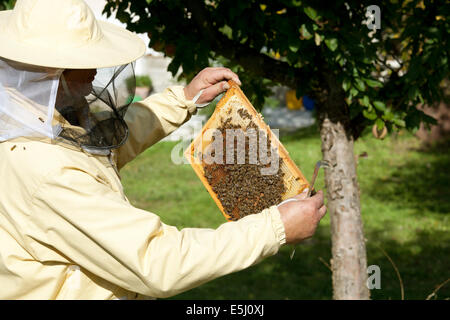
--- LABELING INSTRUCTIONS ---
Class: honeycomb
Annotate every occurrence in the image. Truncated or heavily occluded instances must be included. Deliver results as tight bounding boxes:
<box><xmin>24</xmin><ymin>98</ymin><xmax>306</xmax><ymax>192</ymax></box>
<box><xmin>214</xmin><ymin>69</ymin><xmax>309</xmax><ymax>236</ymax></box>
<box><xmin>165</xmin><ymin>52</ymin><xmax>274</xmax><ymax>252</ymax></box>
<box><xmin>184</xmin><ymin>80</ymin><xmax>310</xmax><ymax>221</ymax></box>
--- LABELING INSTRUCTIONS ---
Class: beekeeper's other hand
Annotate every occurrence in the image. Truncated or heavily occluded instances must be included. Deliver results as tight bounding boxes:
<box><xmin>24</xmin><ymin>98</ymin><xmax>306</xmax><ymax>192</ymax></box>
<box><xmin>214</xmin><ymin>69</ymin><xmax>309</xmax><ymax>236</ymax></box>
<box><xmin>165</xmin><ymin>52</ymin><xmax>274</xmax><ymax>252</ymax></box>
<box><xmin>184</xmin><ymin>67</ymin><xmax>241</xmax><ymax>105</ymax></box>
<box><xmin>277</xmin><ymin>189</ymin><xmax>327</xmax><ymax>245</ymax></box>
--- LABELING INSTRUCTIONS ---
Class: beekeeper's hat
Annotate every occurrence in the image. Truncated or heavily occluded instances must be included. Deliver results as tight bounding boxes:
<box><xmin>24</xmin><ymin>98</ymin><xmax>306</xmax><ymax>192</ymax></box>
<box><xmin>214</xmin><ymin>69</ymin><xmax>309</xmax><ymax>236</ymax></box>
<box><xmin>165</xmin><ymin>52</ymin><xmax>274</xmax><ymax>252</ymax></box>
<box><xmin>0</xmin><ymin>0</ymin><xmax>146</xmax><ymax>69</ymax></box>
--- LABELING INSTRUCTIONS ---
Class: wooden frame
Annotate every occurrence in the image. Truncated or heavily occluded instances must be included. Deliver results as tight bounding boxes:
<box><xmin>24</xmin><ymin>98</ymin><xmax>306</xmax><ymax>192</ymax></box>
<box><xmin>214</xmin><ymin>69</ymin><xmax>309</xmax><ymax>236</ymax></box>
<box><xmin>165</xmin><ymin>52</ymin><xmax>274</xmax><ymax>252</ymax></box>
<box><xmin>184</xmin><ymin>80</ymin><xmax>310</xmax><ymax>221</ymax></box>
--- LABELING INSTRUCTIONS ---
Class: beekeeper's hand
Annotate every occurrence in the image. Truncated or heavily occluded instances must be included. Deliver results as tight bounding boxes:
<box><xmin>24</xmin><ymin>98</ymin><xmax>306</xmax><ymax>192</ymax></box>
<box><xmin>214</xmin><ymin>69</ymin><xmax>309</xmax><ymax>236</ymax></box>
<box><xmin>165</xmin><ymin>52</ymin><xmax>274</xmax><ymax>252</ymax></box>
<box><xmin>184</xmin><ymin>67</ymin><xmax>241</xmax><ymax>105</ymax></box>
<box><xmin>277</xmin><ymin>189</ymin><xmax>327</xmax><ymax>245</ymax></box>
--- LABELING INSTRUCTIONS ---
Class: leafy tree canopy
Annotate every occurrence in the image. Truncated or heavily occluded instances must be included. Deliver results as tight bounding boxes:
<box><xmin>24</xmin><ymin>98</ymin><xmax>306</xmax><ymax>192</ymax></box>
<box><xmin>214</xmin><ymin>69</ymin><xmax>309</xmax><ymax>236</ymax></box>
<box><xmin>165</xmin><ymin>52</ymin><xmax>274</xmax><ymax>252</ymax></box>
<box><xmin>104</xmin><ymin>0</ymin><xmax>445</xmax><ymax>137</ymax></box>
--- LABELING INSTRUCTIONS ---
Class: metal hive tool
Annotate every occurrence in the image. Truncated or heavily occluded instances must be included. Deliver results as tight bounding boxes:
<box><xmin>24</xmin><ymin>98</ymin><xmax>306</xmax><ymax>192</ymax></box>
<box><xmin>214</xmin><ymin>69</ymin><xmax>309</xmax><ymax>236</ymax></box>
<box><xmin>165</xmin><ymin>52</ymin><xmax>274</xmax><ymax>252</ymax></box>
<box><xmin>184</xmin><ymin>80</ymin><xmax>310</xmax><ymax>221</ymax></box>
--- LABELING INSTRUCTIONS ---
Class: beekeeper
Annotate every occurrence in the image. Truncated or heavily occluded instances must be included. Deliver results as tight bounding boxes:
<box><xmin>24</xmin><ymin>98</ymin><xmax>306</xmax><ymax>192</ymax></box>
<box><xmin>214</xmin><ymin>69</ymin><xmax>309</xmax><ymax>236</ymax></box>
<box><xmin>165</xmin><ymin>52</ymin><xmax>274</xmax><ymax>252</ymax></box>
<box><xmin>0</xmin><ymin>0</ymin><xmax>326</xmax><ymax>299</ymax></box>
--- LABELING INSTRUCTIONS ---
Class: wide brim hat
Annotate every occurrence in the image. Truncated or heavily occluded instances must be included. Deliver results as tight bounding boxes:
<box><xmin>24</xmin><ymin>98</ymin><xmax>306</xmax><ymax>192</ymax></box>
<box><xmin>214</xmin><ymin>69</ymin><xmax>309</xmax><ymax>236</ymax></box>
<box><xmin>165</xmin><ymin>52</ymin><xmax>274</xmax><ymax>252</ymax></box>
<box><xmin>0</xmin><ymin>0</ymin><xmax>146</xmax><ymax>69</ymax></box>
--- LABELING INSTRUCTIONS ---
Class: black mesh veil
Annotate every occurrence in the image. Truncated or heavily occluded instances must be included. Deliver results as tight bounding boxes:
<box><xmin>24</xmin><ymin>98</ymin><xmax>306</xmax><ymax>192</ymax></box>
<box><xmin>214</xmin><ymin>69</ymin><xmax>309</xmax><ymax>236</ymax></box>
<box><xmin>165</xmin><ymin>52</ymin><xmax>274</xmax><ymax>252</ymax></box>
<box><xmin>56</xmin><ymin>63</ymin><xmax>136</xmax><ymax>152</ymax></box>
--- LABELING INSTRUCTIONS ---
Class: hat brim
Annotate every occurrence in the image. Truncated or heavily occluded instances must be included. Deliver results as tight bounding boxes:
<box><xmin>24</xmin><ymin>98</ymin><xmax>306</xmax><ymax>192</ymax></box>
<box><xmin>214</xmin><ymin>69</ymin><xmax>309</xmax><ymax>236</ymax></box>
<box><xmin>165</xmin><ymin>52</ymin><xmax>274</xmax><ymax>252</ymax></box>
<box><xmin>0</xmin><ymin>10</ymin><xmax>146</xmax><ymax>69</ymax></box>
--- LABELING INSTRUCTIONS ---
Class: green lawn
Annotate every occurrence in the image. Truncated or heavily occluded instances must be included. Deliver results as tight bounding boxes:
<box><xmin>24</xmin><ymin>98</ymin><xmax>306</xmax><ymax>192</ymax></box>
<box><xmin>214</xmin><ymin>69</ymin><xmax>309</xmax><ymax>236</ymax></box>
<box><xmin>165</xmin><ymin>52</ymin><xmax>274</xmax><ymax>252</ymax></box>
<box><xmin>120</xmin><ymin>125</ymin><xmax>450</xmax><ymax>300</ymax></box>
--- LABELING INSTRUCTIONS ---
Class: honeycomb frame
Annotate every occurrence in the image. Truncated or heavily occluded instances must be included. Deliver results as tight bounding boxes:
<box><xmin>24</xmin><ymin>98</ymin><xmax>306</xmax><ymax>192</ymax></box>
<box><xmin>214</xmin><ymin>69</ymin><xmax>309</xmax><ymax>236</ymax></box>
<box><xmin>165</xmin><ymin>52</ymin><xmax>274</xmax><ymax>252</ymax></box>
<box><xmin>184</xmin><ymin>80</ymin><xmax>310</xmax><ymax>221</ymax></box>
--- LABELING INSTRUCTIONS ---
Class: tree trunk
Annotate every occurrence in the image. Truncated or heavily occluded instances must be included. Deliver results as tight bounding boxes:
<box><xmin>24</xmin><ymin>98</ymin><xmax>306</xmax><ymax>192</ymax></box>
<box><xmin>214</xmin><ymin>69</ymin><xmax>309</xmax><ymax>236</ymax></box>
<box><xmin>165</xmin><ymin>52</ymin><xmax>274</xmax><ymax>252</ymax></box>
<box><xmin>317</xmin><ymin>74</ymin><xmax>370</xmax><ymax>300</ymax></box>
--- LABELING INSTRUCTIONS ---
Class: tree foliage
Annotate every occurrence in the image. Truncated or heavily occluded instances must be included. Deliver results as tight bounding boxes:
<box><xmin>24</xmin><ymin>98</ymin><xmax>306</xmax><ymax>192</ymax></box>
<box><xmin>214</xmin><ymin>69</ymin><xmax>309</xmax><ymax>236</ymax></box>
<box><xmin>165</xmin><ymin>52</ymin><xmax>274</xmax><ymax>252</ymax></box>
<box><xmin>0</xmin><ymin>0</ymin><xmax>15</xmax><ymax>10</ymax></box>
<box><xmin>104</xmin><ymin>0</ymin><xmax>449</xmax><ymax>138</ymax></box>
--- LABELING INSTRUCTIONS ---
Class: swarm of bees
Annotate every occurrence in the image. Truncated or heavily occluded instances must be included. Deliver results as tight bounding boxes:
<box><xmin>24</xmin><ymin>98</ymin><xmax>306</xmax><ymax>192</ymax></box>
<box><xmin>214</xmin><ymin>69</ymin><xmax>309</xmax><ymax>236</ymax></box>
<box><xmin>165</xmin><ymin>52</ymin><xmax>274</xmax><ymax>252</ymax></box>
<box><xmin>203</xmin><ymin>109</ymin><xmax>286</xmax><ymax>220</ymax></box>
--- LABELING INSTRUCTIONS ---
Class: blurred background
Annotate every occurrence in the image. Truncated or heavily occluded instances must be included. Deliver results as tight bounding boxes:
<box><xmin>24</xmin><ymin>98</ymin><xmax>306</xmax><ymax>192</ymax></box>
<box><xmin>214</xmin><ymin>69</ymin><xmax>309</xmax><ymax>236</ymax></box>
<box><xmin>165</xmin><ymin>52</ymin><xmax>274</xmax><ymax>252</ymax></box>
<box><xmin>1</xmin><ymin>0</ymin><xmax>448</xmax><ymax>300</ymax></box>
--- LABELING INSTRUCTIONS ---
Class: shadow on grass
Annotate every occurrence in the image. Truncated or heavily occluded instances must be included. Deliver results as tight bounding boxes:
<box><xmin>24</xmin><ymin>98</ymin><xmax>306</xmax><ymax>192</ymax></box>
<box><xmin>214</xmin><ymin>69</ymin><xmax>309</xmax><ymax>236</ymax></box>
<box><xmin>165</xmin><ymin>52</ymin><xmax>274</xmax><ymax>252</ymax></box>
<box><xmin>362</xmin><ymin>142</ymin><xmax>450</xmax><ymax>299</ymax></box>
<box><xmin>366</xmin><ymin>226</ymin><xmax>450</xmax><ymax>300</ymax></box>
<box><xmin>366</xmin><ymin>143</ymin><xmax>450</xmax><ymax>214</ymax></box>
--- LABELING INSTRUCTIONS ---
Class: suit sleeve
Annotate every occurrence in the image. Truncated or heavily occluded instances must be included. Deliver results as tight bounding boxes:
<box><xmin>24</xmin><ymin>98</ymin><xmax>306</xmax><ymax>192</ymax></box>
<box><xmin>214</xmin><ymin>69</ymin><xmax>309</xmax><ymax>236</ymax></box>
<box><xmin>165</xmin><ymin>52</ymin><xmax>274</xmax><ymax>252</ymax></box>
<box><xmin>116</xmin><ymin>86</ymin><xmax>197</xmax><ymax>170</ymax></box>
<box><xmin>27</xmin><ymin>166</ymin><xmax>286</xmax><ymax>298</ymax></box>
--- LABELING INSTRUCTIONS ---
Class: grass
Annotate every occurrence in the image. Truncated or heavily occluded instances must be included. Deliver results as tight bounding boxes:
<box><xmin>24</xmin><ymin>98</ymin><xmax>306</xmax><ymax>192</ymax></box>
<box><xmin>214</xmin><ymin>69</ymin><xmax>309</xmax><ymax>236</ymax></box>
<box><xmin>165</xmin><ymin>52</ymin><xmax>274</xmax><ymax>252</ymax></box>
<box><xmin>120</xmin><ymin>125</ymin><xmax>450</xmax><ymax>300</ymax></box>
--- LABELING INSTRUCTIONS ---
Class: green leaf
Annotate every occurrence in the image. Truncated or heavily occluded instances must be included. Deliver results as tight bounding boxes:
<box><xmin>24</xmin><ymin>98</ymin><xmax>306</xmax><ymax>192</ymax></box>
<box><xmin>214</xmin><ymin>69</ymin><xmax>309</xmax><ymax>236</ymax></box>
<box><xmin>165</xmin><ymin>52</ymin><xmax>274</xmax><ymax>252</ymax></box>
<box><xmin>373</xmin><ymin>101</ymin><xmax>386</xmax><ymax>111</ymax></box>
<box><xmin>324</xmin><ymin>38</ymin><xmax>338</xmax><ymax>52</ymax></box>
<box><xmin>376</xmin><ymin>118</ymin><xmax>385</xmax><ymax>130</ymax></box>
<box><xmin>350</xmin><ymin>87</ymin><xmax>358</xmax><ymax>98</ymax></box>
<box><xmin>393</xmin><ymin>119</ymin><xmax>406</xmax><ymax>127</ymax></box>
<box><xmin>300</xmin><ymin>24</ymin><xmax>312</xmax><ymax>39</ymax></box>
<box><xmin>418</xmin><ymin>92</ymin><xmax>424</xmax><ymax>104</ymax></box>
<box><xmin>362</xmin><ymin>95</ymin><xmax>370</xmax><ymax>107</ymax></box>
<box><xmin>363</xmin><ymin>109</ymin><xmax>377</xmax><ymax>120</ymax></box>
<box><xmin>289</xmin><ymin>44</ymin><xmax>300</xmax><ymax>53</ymax></box>
<box><xmin>336</xmin><ymin>54</ymin><xmax>346</xmax><ymax>66</ymax></box>
<box><xmin>354</xmin><ymin>78</ymin><xmax>366</xmax><ymax>92</ymax></box>
<box><xmin>304</xmin><ymin>7</ymin><xmax>318</xmax><ymax>20</ymax></box>
<box><xmin>219</xmin><ymin>25</ymin><xmax>233</xmax><ymax>39</ymax></box>
<box><xmin>342</xmin><ymin>79</ymin><xmax>351</xmax><ymax>92</ymax></box>
<box><xmin>314</xmin><ymin>33</ymin><xmax>321</xmax><ymax>46</ymax></box>
<box><xmin>364</xmin><ymin>78</ymin><xmax>382</xmax><ymax>88</ymax></box>
<box><xmin>1</xmin><ymin>0</ymin><xmax>14</xmax><ymax>9</ymax></box>
<box><xmin>383</xmin><ymin>110</ymin><xmax>395</xmax><ymax>121</ymax></box>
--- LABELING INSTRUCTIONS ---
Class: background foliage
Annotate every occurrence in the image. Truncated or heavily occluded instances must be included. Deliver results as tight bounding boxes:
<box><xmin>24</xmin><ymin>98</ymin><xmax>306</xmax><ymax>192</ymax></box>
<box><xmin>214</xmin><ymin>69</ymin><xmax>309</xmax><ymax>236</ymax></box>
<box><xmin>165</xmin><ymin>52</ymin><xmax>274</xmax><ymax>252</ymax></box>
<box><xmin>0</xmin><ymin>0</ymin><xmax>14</xmax><ymax>10</ymax></box>
<box><xmin>104</xmin><ymin>0</ymin><xmax>449</xmax><ymax>139</ymax></box>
